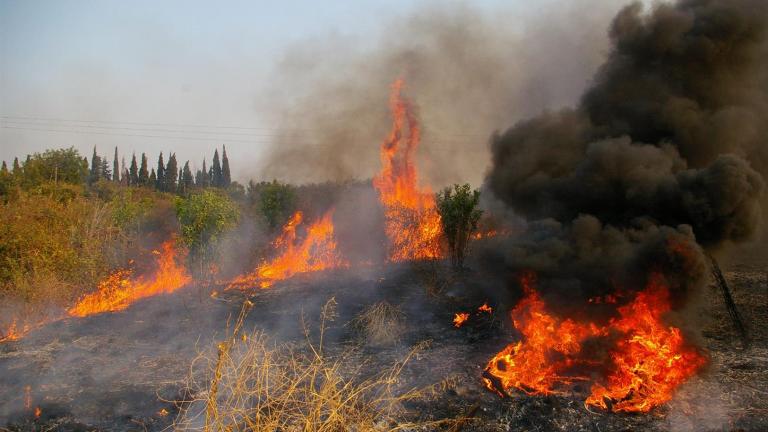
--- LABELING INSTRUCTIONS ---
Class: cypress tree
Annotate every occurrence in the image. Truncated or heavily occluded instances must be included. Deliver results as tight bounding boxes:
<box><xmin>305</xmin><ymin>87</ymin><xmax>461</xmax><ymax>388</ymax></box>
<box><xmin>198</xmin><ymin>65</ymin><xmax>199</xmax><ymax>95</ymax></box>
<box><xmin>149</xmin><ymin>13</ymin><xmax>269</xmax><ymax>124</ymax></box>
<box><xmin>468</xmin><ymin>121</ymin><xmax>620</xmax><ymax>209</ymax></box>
<box><xmin>156</xmin><ymin>152</ymin><xmax>165</xmax><ymax>191</ymax></box>
<box><xmin>149</xmin><ymin>168</ymin><xmax>157</xmax><ymax>184</ymax></box>
<box><xmin>89</xmin><ymin>146</ymin><xmax>101</xmax><ymax>184</ymax></box>
<box><xmin>112</xmin><ymin>147</ymin><xmax>119</xmax><ymax>182</ymax></box>
<box><xmin>201</xmin><ymin>159</ymin><xmax>209</xmax><ymax>188</ymax></box>
<box><xmin>100</xmin><ymin>157</ymin><xmax>111</xmax><ymax>180</ymax></box>
<box><xmin>165</xmin><ymin>153</ymin><xmax>178</xmax><ymax>192</ymax></box>
<box><xmin>211</xmin><ymin>149</ymin><xmax>222</xmax><ymax>187</ymax></box>
<box><xmin>139</xmin><ymin>153</ymin><xmax>149</xmax><ymax>186</ymax></box>
<box><xmin>129</xmin><ymin>153</ymin><xmax>139</xmax><ymax>186</ymax></box>
<box><xmin>12</xmin><ymin>157</ymin><xmax>21</xmax><ymax>178</ymax></box>
<box><xmin>222</xmin><ymin>145</ymin><xmax>231</xmax><ymax>187</ymax></box>
<box><xmin>182</xmin><ymin>161</ymin><xmax>194</xmax><ymax>193</ymax></box>
<box><xmin>1</xmin><ymin>161</ymin><xmax>8</xmax><ymax>175</ymax></box>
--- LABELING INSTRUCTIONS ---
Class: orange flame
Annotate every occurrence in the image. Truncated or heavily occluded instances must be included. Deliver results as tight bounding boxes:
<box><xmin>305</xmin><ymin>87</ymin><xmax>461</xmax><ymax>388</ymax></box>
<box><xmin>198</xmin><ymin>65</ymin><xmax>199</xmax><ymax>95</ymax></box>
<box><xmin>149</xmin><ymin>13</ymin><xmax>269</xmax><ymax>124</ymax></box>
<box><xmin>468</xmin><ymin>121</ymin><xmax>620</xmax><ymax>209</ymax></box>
<box><xmin>373</xmin><ymin>79</ymin><xmax>442</xmax><ymax>261</ymax></box>
<box><xmin>482</xmin><ymin>272</ymin><xmax>706</xmax><ymax>412</ymax></box>
<box><xmin>453</xmin><ymin>312</ymin><xmax>470</xmax><ymax>328</ymax></box>
<box><xmin>584</xmin><ymin>273</ymin><xmax>707</xmax><ymax>412</ymax></box>
<box><xmin>228</xmin><ymin>210</ymin><xmax>347</xmax><ymax>289</ymax></box>
<box><xmin>478</xmin><ymin>303</ymin><xmax>493</xmax><ymax>314</ymax></box>
<box><xmin>67</xmin><ymin>239</ymin><xmax>191</xmax><ymax>317</ymax></box>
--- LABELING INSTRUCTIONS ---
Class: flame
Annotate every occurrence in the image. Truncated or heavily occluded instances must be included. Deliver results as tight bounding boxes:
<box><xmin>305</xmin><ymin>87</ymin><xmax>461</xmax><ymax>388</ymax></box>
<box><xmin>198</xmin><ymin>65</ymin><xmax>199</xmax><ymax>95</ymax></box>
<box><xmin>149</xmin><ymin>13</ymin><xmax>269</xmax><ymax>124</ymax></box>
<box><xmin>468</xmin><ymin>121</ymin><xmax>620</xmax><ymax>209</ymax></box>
<box><xmin>584</xmin><ymin>273</ymin><xmax>707</xmax><ymax>412</ymax></box>
<box><xmin>67</xmin><ymin>239</ymin><xmax>191</xmax><ymax>317</ymax></box>
<box><xmin>1</xmin><ymin>319</ymin><xmax>27</xmax><ymax>343</ymax></box>
<box><xmin>453</xmin><ymin>312</ymin><xmax>470</xmax><ymax>328</ymax></box>
<box><xmin>34</xmin><ymin>407</ymin><xmax>41</xmax><ymax>418</ymax></box>
<box><xmin>478</xmin><ymin>303</ymin><xmax>493</xmax><ymax>314</ymax></box>
<box><xmin>482</xmin><ymin>272</ymin><xmax>705</xmax><ymax>411</ymax></box>
<box><xmin>228</xmin><ymin>210</ymin><xmax>347</xmax><ymax>289</ymax></box>
<box><xmin>373</xmin><ymin>79</ymin><xmax>442</xmax><ymax>261</ymax></box>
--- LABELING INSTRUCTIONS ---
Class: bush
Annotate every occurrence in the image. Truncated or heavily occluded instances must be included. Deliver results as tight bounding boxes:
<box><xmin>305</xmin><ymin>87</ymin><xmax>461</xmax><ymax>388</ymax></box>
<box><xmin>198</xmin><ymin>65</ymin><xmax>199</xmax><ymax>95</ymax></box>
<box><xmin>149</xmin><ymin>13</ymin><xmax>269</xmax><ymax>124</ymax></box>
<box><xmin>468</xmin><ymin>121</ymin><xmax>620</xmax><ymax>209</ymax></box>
<box><xmin>436</xmin><ymin>184</ymin><xmax>483</xmax><ymax>270</ymax></box>
<box><xmin>175</xmin><ymin>190</ymin><xmax>239</xmax><ymax>273</ymax></box>
<box><xmin>247</xmin><ymin>180</ymin><xmax>296</xmax><ymax>230</ymax></box>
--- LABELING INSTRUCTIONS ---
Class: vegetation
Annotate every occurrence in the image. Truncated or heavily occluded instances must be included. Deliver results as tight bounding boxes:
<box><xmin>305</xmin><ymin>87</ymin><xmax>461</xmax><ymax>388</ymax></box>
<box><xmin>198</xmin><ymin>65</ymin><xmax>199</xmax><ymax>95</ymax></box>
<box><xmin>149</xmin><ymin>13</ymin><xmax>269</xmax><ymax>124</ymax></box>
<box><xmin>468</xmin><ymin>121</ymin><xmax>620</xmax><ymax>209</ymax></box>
<box><xmin>248</xmin><ymin>179</ymin><xmax>297</xmax><ymax>230</ymax></box>
<box><xmin>175</xmin><ymin>190</ymin><xmax>240</xmax><ymax>273</ymax></box>
<box><xmin>177</xmin><ymin>300</ymin><xmax>453</xmax><ymax>431</ymax></box>
<box><xmin>436</xmin><ymin>183</ymin><xmax>482</xmax><ymax>270</ymax></box>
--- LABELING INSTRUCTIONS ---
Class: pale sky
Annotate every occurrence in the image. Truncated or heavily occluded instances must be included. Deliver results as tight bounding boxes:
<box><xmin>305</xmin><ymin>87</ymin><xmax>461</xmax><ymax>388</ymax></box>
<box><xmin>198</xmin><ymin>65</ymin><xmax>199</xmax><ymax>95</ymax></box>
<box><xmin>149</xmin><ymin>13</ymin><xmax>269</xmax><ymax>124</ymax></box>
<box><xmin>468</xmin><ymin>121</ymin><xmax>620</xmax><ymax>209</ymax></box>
<box><xmin>0</xmin><ymin>0</ymin><xmax>634</xmax><ymax>182</ymax></box>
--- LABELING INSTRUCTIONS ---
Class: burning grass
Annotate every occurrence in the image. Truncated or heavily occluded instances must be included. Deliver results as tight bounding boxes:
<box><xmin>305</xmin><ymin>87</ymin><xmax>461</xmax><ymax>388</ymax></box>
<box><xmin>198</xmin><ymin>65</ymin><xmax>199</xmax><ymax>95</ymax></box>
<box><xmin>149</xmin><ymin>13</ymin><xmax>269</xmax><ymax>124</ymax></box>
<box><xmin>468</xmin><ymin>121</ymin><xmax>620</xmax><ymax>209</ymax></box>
<box><xmin>174</xmin><ymin>299</ymin><xmax>454</xmax><ymax>431</ymax></box>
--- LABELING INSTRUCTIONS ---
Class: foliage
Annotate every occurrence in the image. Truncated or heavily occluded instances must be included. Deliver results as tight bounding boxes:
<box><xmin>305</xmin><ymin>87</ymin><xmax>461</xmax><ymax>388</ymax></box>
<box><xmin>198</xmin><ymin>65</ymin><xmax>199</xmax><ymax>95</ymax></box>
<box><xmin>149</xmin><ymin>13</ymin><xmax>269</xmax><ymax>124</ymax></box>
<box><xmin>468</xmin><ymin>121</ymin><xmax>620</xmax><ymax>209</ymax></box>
<box><xmin>175</xmin><ymin>189</ymin><xmax>239</xmax><ymax>268</ymax></box>
<box><xmin>248</xmin><ymin>179</ymin><xmax>296</xmax><ymax>230</ymax></box>
<box><xmin>20</xmin><ymin>147</ymin><xmax>88</xmax><ymax>188</ymax></box>
<box><xmin>0</xmin><ymin>185</ymin><xmax>120</xmax><ymax>303</ymax></box>
<box><xmin>436</xmin><ymin>183</ymin><xmax>482</xmax><ymax>269</ymax></box>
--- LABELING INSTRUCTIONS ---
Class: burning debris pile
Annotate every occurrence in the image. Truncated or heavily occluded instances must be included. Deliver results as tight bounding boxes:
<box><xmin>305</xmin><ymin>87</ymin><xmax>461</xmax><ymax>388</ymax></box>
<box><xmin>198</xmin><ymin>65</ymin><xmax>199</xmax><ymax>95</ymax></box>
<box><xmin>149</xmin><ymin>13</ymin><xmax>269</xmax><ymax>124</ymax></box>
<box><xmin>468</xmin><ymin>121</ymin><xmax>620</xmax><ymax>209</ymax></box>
<box><xmin>481</xmin><ymin>0</ymin><xmax>767</xmax><ymax>413</ymax></box>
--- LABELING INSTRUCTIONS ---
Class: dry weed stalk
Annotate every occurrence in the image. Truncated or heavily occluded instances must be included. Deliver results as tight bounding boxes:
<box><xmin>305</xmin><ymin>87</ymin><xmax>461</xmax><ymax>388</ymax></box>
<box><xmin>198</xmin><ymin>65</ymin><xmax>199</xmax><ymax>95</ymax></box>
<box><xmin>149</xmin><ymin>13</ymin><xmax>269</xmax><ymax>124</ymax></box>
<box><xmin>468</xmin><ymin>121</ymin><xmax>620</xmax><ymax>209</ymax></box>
<box><xmin>175</xmin><ymin>298</ymin><xmax>456</xmax><ymax>431</ymax></box>
<box><xmin>348</xmin><ymin>301</ymin><xmax>405</xmax><ymax>347</ymax></box>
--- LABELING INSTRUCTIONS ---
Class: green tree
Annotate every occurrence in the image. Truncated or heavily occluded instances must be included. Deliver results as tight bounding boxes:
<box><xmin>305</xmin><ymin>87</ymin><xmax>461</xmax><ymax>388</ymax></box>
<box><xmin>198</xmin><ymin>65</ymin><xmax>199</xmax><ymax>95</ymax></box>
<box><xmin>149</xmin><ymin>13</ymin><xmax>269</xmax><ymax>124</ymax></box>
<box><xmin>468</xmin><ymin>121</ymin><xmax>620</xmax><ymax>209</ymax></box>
<box><xmin>112</xmin><ymin>147</ymin><xmax>120</xmax><ymax>183</ymax></box>
<box><xmin>222</xmin><ymin>145</ymin><xmax>231</xmax><ymax>187</ymax></box>
<box><xmin>156</xmin><ymin>152</ymin><xmax>165</xmax><ymax>191</ymax></box>
<box><xmin>22</xmin><ymin>147</ymin><xmax>87</xmax><ymax>187</ymax></box>
<box><xmin>436</xmin><ymin>184</ymin><xmax>482</xmax><ymax>270</ymax></box>
<box><xmin>165</xmin><ymin>153</ymin><xmax>178</xmax><ymax>192</ymax></box>
<box><xmin>139</xmin><ymin>153</ymin><xmax>149</xmax><ymax>186</ymax></box>
<box><xmin>211</xmin><ymin>149</ymin><xmax>222</xmax><ymax>187</ymax></box>
<box><xmin>175</xmin><ymin>190</ymin><xmax>239</xmax><ymax>273</ymax></box>
<box><xmin>129</xmin><ymin>153</ymin><xmax>139</xmax><ymax>186</ymax></box>
<box><xmin>181</xmin><ymin>161</ymin><xmax>194</xmax><ymax>194</ymax></box>
<box><xmin>249</xmin><ymin>179</ymin><xmax>296</xmax><ymax>230</ymax></box>
<box><xmin>88</xmin><ymin>146</ymin><xmax>101</xmax><ymax>185</ymax></box>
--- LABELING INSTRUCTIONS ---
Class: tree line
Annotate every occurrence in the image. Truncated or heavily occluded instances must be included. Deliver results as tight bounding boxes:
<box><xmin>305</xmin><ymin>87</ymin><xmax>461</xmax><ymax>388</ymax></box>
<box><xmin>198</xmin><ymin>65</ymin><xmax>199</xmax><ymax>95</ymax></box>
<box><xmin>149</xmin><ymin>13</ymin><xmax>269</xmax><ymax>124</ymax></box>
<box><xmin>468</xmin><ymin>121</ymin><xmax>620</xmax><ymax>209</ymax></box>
<box><xmin>0</xmin><ymin>145</ymin><xmax>235</xmax><ymax>195</ymax></box>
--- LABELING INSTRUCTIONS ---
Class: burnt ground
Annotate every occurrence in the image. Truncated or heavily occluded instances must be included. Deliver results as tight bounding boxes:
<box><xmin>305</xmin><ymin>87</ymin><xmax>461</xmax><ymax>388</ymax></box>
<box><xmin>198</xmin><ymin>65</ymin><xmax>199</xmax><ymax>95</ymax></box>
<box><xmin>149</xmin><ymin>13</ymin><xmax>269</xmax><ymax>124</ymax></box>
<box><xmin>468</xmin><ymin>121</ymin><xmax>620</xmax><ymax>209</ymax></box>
<box><xmin>1</xmin><ymin>257</ymin><xmax>766</xmax><ymax>431</ymax></box>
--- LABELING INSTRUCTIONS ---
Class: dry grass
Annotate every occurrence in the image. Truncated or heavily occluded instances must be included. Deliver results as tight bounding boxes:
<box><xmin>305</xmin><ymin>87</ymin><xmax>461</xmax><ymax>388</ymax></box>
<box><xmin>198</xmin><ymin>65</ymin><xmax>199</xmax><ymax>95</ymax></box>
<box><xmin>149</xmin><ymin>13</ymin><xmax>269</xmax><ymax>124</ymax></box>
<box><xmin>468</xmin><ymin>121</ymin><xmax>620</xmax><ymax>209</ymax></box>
<box><xmin>348</xmin><ymin>301</ymin><xmax>405</xmax><ymax>347</ymax></box>
<box><xmin>174</xmin><ymin>299</ymin><xmax>455</xmax><ymax>432</ymax></box>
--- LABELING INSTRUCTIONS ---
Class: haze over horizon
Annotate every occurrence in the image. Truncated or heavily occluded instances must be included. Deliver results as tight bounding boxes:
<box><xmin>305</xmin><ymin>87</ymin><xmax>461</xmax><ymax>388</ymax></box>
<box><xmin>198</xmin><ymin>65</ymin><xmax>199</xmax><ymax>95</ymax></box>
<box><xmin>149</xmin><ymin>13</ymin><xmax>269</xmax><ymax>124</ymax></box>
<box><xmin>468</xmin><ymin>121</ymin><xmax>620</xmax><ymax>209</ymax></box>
<box><xmin>2</xmin><ymin>0</ymin><xmax>637</xmax><ymax>184</ymax></box>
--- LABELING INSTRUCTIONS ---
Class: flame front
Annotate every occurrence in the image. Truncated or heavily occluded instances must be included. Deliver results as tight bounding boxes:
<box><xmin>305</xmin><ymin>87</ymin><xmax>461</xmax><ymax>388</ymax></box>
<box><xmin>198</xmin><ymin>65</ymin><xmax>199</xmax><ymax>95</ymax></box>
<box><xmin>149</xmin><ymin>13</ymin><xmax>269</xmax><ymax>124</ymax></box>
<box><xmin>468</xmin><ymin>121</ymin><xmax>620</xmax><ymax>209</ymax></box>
<box><xmin>584</xmin><ymin>273</ymin><xmax>707</xmax><ymax>412</ymax></box>
<box><xmin>483</xmin><ymin>272</ymin><xmax>705</xmax><ymax>412</ymax></box>
<box><xmin>373</xmin><ymin>79</ymin><xmax>442</xmax><ymax>261</ymax></box>
<box><xmin>67</xmin><ymin>239</ymin><xmax>191</xmax><ymax>317</ymax></box>
<box><xmin>228</xmin><ymin>210</ymin><xmax>347</xmax><ymax>289</ymax></box>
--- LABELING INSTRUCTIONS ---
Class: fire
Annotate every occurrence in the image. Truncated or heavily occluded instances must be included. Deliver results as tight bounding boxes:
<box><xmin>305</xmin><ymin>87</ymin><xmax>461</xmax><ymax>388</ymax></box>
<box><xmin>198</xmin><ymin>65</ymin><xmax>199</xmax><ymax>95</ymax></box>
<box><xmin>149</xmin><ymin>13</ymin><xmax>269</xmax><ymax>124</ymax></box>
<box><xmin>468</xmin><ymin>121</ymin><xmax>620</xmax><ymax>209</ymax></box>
<box><xmin>585</xmin><ymin>273</ymin><xmax>707</xmax><ymax>412</ymax></box>
<box><xmin>453</xmin><ymin>312</ymin><xmax>470</xmax><ymax>328</ymax></box>
<box><xmin>483</xmin><ymin>272</ymin><xmax>705</xmax><ymax>412</ymax></box>
<box><xmin>373</xmin><ymin>79</ymin><xmax>442</xmax><ymax>261</ymax></box>
<box><xmin>478</xmin><ymin>303</ymin><xmax>493</xmax><ymax>314</ymax></box>
<box><xmin>0</xmin><ymin>319</ymin><xmax>26</xmax><ymax>343</ymax></box>
<box><xmin>67</xmin><ymin>239</ymin><xmax>191</xmax><ymax>317</ymax></box>
<box><xmin>228</xmin><ymin>210</ymin><xmax>347</xmax><ymax>289</ymax></box>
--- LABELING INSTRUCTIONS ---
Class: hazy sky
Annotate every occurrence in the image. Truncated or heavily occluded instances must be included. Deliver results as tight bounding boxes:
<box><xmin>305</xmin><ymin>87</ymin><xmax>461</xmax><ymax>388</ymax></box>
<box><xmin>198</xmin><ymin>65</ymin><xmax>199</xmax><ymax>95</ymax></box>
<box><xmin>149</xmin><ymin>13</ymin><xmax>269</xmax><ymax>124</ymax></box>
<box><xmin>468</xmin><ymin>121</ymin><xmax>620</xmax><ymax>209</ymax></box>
<box><xmin>0</xmin><ymin>0</ymin><xmax>623</xmax><ymax>182</ymax></box>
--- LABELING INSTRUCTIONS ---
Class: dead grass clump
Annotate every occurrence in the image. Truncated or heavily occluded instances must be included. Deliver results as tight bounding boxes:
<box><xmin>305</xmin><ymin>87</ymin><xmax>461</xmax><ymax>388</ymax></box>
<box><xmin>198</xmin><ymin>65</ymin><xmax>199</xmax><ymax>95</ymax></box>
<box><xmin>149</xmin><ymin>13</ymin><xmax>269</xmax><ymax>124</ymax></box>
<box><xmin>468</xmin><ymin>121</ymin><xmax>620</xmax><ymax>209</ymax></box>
<box><xmin>349</xmin><ymin>301</ymin><xmax>405</xmax><ymax>347</ymax></box>
<box><xmin>175</xmin><ymin>299</ymin><xmax>453</xmax><ymax>431</ymax></box>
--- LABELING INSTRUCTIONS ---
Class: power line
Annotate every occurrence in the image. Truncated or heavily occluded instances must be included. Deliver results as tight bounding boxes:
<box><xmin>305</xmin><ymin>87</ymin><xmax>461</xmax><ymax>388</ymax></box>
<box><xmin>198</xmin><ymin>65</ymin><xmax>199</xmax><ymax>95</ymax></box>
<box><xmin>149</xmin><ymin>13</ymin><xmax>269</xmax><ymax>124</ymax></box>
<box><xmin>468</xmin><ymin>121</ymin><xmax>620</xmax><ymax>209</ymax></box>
<box><xmin>0</xmin><ymin>124</ymin><xmax>486</xmax><ymax>152</ymax></box>
<box><xmin>0</xmin><ymin>114</ymin><xmax>491</xmax><ymax>138</ymax></box>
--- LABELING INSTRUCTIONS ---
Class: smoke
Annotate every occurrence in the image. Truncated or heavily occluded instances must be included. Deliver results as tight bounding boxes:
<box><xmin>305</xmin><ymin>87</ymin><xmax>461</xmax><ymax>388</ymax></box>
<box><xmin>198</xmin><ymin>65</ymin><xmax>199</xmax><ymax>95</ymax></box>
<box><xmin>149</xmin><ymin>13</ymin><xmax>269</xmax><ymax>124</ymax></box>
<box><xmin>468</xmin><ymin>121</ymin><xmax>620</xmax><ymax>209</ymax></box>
<box><xmin>484</xmin><ymin>0</ymin><xmax>767</xmax><ymax>310</ymax></box>
<box><xmin>255</xmin><ymin>0</ymin><xmax>633</xmax><ymax>186</ymax></box>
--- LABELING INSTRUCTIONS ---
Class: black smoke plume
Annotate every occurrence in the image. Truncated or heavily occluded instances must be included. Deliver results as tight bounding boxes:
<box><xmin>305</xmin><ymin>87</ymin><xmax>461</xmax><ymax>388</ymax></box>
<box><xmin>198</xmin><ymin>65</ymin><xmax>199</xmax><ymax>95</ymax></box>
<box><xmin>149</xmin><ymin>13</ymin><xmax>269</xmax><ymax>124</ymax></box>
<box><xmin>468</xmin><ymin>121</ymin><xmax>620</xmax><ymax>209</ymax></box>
<box><xmin>485</xmin><ymin>0</ymin><xmax>767</xmax><ymax>314</ymax></box>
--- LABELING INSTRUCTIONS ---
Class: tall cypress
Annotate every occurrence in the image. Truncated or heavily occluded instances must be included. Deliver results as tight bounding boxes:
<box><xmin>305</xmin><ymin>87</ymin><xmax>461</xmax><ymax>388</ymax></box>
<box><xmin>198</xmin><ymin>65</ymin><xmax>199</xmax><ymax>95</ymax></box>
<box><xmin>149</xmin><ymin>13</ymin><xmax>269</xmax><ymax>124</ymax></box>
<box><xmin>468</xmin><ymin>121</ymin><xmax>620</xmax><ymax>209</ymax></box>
<box><xmin>156</xmin><ymin>152</ymin><xmax>165</xmax><ymax>191</ymax></box>
<box><xmin>112</xmin><ymin>147</ymin><xmax>120</xmax><ymax>182</ymax></box>
<box><xmin>100</xmin><ymin>157</ymin><xmax>111</xmax><ymax>180</ymax></box>
<box><xmin>182</xmin><ymin>161</ymin><xmax>194</xmax><ymax>193</ymax></box>
<box><xmin>139</xmin><ymin>153</ymin><xmax>149</xmax><ymax>186</ymax></box>
<box><xmin>165</xmin><ymin>153</ymin><xmax>177</xmax><ymax>192</ymax></box>
<box><xmin>211</xmin><ymin>149</ymin><xmax>222</xmax><ymax>187</ymax></box>
<box><xmin>1</xmin><ymin>161</ymin><xmax>8</xmax><ymax>175</ymax></box>
<box><xmin>129</xmin><ymin>153</ymin><xmax>139</xmax><ymax>186</ymax></box>
<box><xmin>89</xmin><ymin>146</ymin><xmax>101</xmax><ymax>184</ymax></box>
<box><xmin>149</xmin><ymin>168</ymin><xmax>157</xmax><ymax>185</ymax></box>
<box><xmin>201</xmin><ymin>159</ymin><xmax>209</xmax><ymax>188</ymax></box>
<box><xmin>222</xmin><ymin>146</ymin><xmax>231</xmax><ymax>187</ymax></box>
<box><xmin>12</xmin><ymin>157</ymin><xmax>21</xmax><ymax>178</ymax></box>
